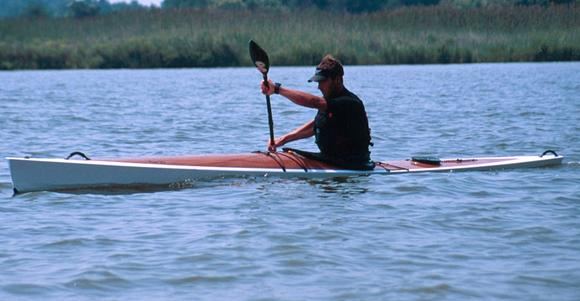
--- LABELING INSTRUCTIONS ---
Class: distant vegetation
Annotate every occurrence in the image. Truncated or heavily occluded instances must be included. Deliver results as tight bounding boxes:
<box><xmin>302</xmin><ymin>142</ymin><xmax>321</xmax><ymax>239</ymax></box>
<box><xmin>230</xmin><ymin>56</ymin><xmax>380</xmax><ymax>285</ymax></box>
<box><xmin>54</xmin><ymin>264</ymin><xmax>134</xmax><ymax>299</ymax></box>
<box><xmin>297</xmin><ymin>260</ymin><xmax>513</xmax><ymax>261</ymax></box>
<box><xmin>0</xmin><ymin>1</ymin><xmax>578</xmax><ymax>69</ymax></box>
<box><xmin>0</xmin><ymin>0</ymin><xmax>148</xmax><ymax>19</ymax></box>
<box><xmin>162</xmin><ymin>0</ymin><xmax>578</xmax><ymax>12</ymax></box>
<box><xmin>2</xmin><ymin>0</ymin><xmax>578</xmax><ymax>18</ymax></box>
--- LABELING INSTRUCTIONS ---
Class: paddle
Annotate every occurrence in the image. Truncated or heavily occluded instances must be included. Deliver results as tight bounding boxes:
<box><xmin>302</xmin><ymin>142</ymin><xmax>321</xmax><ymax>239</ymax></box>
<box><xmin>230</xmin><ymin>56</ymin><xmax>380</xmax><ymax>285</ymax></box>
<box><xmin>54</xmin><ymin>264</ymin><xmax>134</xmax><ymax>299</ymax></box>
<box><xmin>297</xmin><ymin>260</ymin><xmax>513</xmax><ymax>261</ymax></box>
<box><xmin>249</xmin><ymin>40</ymin><xmax>275</xmax><ymax>150</ymax></box>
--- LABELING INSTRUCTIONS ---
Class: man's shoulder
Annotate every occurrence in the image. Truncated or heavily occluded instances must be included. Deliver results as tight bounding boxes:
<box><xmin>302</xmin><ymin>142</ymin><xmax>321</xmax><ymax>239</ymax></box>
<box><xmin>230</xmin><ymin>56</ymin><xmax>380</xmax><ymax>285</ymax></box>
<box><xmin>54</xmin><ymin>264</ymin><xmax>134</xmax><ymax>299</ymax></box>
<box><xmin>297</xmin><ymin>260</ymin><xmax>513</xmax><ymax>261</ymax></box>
<box><xmin>330</xmin><ymin>89</ymin><xmax>363</xmax><ymax>107</ymax></box>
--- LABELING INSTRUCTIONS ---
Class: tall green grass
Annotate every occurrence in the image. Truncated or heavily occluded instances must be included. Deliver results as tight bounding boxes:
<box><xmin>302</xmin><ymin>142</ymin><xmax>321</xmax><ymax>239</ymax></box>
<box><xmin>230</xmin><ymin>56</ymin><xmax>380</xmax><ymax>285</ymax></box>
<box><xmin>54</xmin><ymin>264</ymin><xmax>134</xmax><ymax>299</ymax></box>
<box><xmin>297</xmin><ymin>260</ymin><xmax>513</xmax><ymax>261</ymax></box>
<box><xmin>0</xmin><ymin>5</ymin><xmax>578</xmax><ymax>70</ymax></box>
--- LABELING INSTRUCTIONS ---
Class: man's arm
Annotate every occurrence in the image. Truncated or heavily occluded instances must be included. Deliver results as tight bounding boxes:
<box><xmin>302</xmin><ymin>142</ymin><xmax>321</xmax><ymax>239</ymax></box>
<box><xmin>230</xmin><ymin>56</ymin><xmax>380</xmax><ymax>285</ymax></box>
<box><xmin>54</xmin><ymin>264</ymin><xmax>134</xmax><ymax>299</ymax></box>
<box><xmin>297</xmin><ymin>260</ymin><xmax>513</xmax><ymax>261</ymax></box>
<box><xmin>262</xmin><ymin>80</ymin><xmax>327</xmax><ymax>110</ymax></box>
<box><xmin>269</xmin><ymin>120</ymin><xmax>315</xmax><ymax>151</ymax></box>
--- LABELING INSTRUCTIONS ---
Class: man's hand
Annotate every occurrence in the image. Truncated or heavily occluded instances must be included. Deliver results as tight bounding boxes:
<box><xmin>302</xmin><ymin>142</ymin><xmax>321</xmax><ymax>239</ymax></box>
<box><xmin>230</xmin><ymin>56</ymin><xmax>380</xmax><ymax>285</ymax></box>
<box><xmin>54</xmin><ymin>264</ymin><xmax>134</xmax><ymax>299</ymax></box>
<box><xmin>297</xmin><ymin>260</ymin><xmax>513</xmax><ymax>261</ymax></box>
<box><xmin>268</xmin><ymin>139</ymin><xmax>277</xmax><ymax>152</ymax></box>
<box><xmin>267</xmin><ymin>136</ymin><xmax>286</xmax><ymax>152</ymax></box>
<box><xmin>261</xmin><ymin>79</ymin><xmax>276</xmax><ymax>96</ymax></box>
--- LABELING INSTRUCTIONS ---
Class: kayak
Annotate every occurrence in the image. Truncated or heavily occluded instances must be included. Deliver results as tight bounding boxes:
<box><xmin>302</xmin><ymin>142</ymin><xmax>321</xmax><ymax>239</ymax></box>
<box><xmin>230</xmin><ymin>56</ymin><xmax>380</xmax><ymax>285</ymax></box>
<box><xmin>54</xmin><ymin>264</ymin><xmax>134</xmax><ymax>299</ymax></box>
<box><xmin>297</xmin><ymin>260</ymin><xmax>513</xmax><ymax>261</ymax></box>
<box><xmin>7</xmin><ymin>150</ymin><xmax>563</xmax><ymax>194</ymax></box>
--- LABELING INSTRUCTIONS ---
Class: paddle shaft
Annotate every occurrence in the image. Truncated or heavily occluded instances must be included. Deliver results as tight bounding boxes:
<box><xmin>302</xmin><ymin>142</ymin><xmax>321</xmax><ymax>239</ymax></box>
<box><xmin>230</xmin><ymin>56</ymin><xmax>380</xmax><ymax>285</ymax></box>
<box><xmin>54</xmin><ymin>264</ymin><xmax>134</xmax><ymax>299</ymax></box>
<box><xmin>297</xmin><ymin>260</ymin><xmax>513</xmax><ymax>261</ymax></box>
<box><xmin>263</xmin><ymin>74</ymin><xmax>275</xmax><ymax>145</ymax></box>
<box><xmin>248</xmin><ymin>40</ymin><xmax>275</xmax><ymax>148</ymax></box>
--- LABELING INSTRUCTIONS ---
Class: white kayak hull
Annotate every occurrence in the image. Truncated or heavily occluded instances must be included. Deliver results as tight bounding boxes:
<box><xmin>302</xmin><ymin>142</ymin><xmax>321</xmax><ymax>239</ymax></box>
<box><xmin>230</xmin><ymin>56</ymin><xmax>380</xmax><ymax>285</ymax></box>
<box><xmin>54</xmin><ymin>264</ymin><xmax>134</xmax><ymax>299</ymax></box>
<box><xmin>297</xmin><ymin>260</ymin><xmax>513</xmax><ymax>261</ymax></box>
<box><xmin>7</xmin><ymin>157</ymin><xmax>374</xmax><ymax>194</ymax></box>
<box><xmin>7</xmin><ymin>151</ymin><xmax>563</xmax><ymax>194</ymax></box>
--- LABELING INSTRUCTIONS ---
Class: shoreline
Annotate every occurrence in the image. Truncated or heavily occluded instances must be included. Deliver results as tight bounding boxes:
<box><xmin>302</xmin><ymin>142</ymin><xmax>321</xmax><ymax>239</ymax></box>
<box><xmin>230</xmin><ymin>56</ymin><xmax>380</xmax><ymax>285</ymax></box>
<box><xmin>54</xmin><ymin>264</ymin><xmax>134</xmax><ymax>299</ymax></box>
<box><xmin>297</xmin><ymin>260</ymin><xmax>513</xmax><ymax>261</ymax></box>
<box><xmin>1</xmin><ymin>6</ymin><xmax>579</xmax><ymax>70</ymax></box>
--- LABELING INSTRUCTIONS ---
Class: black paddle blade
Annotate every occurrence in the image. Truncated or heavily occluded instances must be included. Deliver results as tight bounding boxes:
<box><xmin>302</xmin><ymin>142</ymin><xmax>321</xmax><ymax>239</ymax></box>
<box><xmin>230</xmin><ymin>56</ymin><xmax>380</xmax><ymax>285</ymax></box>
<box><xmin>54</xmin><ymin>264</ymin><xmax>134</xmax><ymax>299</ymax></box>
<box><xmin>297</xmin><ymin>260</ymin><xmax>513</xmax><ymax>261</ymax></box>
<box><xmin>249</xmin><ymin>40</ymin><xmax>269</xmax><ymax>75</ymax></box>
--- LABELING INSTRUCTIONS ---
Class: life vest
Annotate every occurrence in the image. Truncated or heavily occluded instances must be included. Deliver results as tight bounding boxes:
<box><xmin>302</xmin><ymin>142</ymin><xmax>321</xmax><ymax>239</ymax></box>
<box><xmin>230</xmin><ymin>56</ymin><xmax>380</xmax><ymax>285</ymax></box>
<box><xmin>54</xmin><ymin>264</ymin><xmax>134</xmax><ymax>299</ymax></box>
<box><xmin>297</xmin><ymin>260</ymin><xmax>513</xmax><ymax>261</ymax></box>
<box><xmin>314</xmin><ymin>88</ymin><xmax>372</xmax><ymax>160</ymax></box>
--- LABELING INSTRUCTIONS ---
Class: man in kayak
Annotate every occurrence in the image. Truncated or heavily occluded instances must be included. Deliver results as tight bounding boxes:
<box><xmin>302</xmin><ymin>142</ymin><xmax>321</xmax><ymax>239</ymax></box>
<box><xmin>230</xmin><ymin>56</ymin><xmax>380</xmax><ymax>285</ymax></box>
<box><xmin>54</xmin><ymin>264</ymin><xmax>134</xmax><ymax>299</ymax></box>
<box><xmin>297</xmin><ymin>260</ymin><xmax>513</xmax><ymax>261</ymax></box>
<box><xmin>261</xmin><ymin>54</ymin><xmax>373</xmax><ymax>170</ymax></box>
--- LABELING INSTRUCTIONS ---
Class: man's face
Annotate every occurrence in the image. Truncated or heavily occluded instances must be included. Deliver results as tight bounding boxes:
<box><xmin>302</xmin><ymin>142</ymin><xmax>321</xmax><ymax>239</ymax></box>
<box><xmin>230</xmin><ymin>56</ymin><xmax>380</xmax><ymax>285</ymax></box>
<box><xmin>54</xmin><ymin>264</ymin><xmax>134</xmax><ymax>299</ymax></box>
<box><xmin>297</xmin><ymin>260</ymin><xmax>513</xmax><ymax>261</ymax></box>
<box><xmin>317</xmin><ymin>77</ymin><xmax>339</xmax><ymax>99</ymax></box>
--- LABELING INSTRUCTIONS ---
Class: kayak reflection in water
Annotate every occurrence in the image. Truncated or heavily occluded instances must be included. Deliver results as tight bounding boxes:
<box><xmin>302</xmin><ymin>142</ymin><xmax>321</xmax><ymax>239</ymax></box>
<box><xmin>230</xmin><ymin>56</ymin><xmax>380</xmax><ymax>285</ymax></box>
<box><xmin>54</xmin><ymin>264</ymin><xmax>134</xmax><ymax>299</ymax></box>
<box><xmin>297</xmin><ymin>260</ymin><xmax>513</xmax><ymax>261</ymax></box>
<box><xmin>261</xmin><ymin>54</ymin><xmax>374</xmax><ymax>170</ymax></box>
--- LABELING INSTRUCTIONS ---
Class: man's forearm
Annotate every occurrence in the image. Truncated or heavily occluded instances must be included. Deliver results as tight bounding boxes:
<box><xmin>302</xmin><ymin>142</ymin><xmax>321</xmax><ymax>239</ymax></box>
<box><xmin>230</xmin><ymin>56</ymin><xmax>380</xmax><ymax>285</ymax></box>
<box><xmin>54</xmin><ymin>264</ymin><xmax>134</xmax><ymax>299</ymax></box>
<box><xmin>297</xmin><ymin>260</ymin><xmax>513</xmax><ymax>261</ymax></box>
<box><xmin>279</xmin><ymin>87</ymin><xmax>327</xmax><ymax>110</ymax></box>
<box><xmin>280</xmin><ymin>120</ymin><xmax>315</xmax><ymax>145</ymax></box>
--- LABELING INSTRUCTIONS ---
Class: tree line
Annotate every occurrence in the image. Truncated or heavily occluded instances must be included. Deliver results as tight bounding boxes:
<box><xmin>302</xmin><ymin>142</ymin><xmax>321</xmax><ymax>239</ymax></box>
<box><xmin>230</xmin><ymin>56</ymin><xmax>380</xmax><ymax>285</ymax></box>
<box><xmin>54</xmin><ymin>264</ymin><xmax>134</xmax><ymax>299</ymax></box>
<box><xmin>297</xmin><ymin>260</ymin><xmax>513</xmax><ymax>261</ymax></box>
<box><xmin>1</xmin><ymin>0</ymin><xmax>577</xmax><ymax>19</ymax></box>
<box><xmin>162</xmin><ymin>0</ymin><xmax>577</xmax><ymax>12</ymax></box>
<box><xmin>0</xmin><ymin>0</ymin><xmax>147</xmax><ymax>19</ymax></box>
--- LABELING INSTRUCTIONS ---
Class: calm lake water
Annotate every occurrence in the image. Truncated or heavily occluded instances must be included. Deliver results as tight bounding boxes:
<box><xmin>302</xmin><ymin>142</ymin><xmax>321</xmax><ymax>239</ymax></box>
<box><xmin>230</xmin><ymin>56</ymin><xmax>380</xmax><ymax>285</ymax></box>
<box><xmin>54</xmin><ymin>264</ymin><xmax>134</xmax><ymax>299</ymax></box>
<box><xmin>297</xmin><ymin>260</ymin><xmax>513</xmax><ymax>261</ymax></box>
<box><xmin>1</xmin><ymin>63</ymin><xmax>579</xmax><ymax>301</ymax></box>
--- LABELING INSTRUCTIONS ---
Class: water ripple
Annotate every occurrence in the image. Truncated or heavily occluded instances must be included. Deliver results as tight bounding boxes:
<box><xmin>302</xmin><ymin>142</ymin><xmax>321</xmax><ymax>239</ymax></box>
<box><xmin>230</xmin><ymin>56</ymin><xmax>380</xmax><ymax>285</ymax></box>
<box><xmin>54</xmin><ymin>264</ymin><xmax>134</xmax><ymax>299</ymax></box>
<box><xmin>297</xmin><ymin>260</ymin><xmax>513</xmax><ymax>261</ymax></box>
<box><xmin>1</xmin><ymin>63</ymin><xmax>579</xmax><ymax>301</ymax></box>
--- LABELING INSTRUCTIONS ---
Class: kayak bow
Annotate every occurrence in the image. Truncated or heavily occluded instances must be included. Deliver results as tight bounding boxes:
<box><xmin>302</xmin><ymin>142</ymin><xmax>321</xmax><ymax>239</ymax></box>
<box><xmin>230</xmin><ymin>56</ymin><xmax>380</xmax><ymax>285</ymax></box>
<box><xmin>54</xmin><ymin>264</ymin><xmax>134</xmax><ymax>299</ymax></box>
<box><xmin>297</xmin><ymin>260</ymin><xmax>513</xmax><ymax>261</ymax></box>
<box><xmin>7</xmin><ymin>150</ymin><xmax>563</xmax><ymax>194</ymax></box>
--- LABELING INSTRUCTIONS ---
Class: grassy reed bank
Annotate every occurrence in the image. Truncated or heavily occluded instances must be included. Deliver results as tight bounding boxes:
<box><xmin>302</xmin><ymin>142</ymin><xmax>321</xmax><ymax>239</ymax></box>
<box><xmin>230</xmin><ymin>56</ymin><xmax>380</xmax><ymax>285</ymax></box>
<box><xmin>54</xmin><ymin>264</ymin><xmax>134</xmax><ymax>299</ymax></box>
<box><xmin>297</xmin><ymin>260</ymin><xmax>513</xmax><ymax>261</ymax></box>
<box><xmin>0</xmin><ymin>5</ymin><xmax>578</xmax><ymax>70</ymax></box>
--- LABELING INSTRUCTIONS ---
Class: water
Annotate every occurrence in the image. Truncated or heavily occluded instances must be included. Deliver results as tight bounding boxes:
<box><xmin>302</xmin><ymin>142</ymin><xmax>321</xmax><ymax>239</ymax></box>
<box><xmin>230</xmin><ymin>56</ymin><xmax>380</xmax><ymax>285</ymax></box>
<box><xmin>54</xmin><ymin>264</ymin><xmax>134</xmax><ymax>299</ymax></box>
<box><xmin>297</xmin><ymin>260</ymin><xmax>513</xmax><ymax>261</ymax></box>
<box><xmin>1</xmin><ymin>63</ymin><xmax>579</xmax><ymax>300</ymax></box>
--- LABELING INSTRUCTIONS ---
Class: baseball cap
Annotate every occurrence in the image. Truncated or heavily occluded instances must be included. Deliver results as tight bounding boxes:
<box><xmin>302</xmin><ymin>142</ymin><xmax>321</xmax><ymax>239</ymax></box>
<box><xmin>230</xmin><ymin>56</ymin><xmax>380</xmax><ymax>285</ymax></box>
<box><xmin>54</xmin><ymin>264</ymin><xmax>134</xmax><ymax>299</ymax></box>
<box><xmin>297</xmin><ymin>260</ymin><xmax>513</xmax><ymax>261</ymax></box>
<box><xmin>308</xmin><ymin>55</ymin><xmax>344</xmax><ymax>82</ymax></box>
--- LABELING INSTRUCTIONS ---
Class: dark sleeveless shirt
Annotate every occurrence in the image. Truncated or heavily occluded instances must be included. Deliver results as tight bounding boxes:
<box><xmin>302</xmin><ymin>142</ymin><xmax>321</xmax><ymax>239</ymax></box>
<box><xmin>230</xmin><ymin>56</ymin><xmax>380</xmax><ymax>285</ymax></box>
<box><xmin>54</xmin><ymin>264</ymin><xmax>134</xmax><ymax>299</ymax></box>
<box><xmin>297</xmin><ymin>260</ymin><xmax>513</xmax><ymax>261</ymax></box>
<box><xmin>313</xmin><ymin>88</ymin><xmax>372</xmax><ymax>168</ymax></box>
